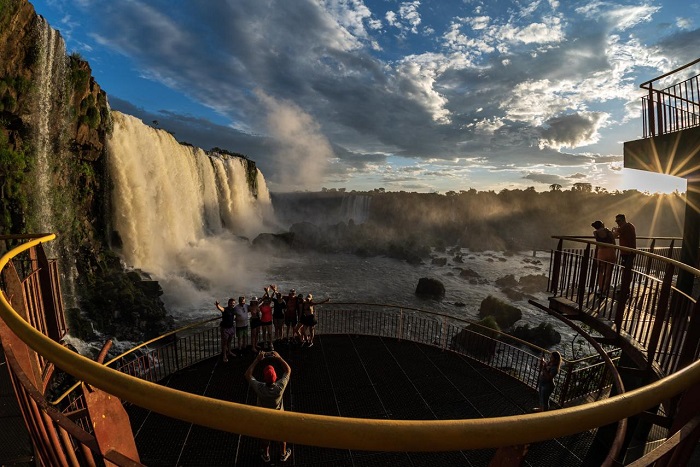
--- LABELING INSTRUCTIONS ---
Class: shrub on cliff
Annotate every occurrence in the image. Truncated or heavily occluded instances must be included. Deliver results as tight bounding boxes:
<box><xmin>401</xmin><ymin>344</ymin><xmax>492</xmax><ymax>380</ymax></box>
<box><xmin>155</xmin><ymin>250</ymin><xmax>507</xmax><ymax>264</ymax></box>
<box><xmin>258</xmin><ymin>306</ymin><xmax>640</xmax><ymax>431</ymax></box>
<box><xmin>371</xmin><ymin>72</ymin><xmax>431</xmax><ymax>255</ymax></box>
<box><xmin>451</xmin><ymin>316</ymin><xmax>500</xmax><ymax>357</ymax></box>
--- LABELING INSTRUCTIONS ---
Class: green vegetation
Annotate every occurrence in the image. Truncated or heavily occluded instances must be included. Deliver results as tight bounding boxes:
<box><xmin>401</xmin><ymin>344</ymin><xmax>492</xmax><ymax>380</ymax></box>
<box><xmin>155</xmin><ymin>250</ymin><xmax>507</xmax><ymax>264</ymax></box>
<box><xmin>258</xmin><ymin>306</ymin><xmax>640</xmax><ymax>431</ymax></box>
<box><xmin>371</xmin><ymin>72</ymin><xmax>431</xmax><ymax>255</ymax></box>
<box><xmin>0</xmin><ymin>131</ymin><xmax>30</xmax><ymax>233</ymax></box>
<box><xmin>478</xmin><ymin>295</ymin><xmax>522</xmax><ymax>329</ymax></box>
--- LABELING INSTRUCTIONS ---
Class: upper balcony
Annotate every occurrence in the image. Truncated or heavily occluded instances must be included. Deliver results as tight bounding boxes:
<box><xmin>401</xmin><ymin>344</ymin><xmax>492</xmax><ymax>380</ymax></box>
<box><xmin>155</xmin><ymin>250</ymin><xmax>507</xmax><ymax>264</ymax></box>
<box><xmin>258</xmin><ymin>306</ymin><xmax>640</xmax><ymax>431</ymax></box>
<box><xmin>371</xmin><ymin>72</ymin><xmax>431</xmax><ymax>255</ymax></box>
<box><xmin>624</xmin><ymin>59</ymin><xmax>700</xmax><ymax>182</ymax></box>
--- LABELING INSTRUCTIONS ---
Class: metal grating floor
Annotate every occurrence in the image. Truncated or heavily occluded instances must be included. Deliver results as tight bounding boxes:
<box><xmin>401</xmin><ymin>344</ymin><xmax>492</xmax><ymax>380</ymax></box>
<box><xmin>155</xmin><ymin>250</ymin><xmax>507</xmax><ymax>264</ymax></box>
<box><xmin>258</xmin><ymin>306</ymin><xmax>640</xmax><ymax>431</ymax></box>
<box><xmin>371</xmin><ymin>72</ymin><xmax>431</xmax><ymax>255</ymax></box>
<box><xmin>127</xmin><ymin>334</ymin><xmax>609</xmax><ymax>466</ymax></box>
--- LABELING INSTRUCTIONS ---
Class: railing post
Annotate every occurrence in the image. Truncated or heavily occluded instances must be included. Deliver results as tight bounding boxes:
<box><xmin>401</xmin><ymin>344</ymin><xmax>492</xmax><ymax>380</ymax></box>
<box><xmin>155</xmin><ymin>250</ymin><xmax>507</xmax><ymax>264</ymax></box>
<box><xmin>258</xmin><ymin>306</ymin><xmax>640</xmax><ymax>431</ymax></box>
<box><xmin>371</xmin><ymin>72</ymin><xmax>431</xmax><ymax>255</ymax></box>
<box><xmin>550</xmin><ymin>238</ymin><xmax>563</xmax><ymax>295</ymax></box>
<box><xmin>441</xmin><ymin>316</ymin><xmax>447</xmax><ymax>351</ymax></box>
<box><xmin>645</xmin><ymin>238</ymin><xmax>656</xmax><ymax>276</ymax></box>
<box><xmin>398</xmin><ymin>308</ymin><xmax>404</xmax><ymax>342</ymax></box>
<box><xmin>645</xmin><ymin>261</ymin><xmax>675</xmax><ymax>369</ymax></box>
<box><xmin>676</xmin><ymin>299</ymin><xmax>700</xmax><ymax>371</ymax></box>
<box><xmin>577</xmin><ymin>244</ymin><xmax>591</xmax><ymax>311</ymax></box>
<box><xmin>648</xmin><ymin>85</ymin><xmax>656</xmax><ymax>137</ymax></box>
<box><xmin>558</xmin><ymin>362</ymin><xmax>574</xmax><ymax>407</ymax></box>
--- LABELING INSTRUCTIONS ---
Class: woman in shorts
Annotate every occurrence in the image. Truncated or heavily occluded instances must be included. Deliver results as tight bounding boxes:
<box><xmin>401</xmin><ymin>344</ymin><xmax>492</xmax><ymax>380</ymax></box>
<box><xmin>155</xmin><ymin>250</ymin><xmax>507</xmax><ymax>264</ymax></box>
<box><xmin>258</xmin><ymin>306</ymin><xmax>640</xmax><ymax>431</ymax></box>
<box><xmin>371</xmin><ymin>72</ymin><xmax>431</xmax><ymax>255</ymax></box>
<box><xmin>301</xmin><ymin>293</ymin><xmax>330</xmax><ymax>347</ymax></box>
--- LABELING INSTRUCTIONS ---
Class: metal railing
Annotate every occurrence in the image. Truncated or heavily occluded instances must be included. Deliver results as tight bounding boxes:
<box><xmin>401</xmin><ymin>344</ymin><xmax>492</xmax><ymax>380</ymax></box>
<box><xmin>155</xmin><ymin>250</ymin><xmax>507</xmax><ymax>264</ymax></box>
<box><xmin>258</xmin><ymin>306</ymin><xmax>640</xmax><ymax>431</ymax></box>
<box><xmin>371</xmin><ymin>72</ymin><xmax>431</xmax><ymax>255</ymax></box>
<box><xmin>548</xmin><ymin>236</ymin><xmax>700</xmax><ymax>377</ymax></box>
<box><xmin>641</xmin><ymin>58</ymin><xmax>700</xmax><ymax>138</ymax></box>
<box><xmin>3</xmin><ymin>235</ymin><xmax>700</xmax><ymax>466</ymax></box>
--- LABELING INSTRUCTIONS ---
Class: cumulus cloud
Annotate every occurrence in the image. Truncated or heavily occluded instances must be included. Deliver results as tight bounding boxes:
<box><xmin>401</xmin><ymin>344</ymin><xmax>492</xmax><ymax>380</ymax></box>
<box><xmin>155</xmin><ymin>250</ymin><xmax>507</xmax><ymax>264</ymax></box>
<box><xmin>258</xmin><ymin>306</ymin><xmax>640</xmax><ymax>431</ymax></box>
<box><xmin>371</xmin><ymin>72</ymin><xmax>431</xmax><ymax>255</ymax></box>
<box><xmin>48</xmin><ymin>0</ymin><xmax>700</xmax><ymax>192</ymax></box>
<box><xmin>539</xmin><ymin>112</ymin><xmax>608</xmax><ymax>149</ymax></box>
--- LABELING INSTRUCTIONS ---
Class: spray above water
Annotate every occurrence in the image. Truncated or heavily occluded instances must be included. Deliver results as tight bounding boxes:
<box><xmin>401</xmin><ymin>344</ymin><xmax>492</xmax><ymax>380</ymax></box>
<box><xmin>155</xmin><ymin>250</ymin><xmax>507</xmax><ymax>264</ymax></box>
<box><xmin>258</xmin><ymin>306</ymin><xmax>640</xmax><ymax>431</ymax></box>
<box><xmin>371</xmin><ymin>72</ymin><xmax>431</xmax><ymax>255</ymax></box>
<box><xmin>107</xmin><ymin>112</ymin><xmax>275</xmax><ymax>317</ymax></box>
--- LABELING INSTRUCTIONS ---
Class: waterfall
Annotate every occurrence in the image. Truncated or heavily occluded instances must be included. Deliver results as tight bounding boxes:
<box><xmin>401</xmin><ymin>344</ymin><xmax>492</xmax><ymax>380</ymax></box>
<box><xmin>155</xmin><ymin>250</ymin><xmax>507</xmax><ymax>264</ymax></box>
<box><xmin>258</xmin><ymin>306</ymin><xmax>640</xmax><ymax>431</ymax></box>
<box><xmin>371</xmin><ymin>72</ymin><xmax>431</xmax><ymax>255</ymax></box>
<box><xmin>339</xmin><ymin>195</ymin><xmax>371</xmax><ymax>224</ymax></box>
<box><xmin>107</xmin><ymin>112</ymin><xmax>275</xmax><ymax>316</ymax></box>
<box><xmin>30</xmin><ymin>18</ymin><xmax>79</xmax><ymax>307</ymax></box>
<box><xmin>32</xmin><ymin>17</ymin><xmax>68</xmax><ymax>234</ymax></box>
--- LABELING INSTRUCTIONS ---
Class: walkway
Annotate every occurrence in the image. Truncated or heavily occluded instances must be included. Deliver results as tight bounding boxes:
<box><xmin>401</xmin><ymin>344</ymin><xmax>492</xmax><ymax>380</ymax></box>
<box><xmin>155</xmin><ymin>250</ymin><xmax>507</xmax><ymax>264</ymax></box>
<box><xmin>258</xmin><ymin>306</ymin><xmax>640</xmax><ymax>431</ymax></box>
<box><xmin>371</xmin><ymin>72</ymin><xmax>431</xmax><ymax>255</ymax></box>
<box><xmin>127</xmin><ymin>334</ymin><xmax>608</xmax><ymax>466</ymax></box>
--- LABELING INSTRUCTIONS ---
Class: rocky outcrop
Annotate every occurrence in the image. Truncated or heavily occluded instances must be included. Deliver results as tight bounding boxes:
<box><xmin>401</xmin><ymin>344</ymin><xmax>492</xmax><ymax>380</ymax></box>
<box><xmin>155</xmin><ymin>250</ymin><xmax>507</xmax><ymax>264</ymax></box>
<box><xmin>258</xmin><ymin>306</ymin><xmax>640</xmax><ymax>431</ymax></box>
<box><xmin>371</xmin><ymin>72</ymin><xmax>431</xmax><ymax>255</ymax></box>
<box><xmin>415</xmin><ymin>277</ymin><xmax>445</xmax><ymax>299</ymax></box>
<box><xmin>478</xmin><ymin>295</ymin><xmax>522</xmax><ymax>329</ymax></box>
<box><xmin>0</xmin><ymin>0</ymin><xmax>168</xmax><ymax>341</ymax></box>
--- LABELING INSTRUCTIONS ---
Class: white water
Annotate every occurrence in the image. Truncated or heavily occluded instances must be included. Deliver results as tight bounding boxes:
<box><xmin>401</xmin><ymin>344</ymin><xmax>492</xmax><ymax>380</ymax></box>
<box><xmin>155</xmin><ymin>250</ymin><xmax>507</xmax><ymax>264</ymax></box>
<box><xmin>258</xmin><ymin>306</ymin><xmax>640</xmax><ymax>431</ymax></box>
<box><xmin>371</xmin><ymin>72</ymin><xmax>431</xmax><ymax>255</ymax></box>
<box><xmin>106</xmin><ymin>113</ymin><xmax>573</xmax><ymax>354</ymax></box>
<box><xmin>339</xmin><ymin>195</ymin><xmax>371</xmax><ymax>223</ymax></box>
<box><xmin>33</xmin><ymin>17</ymin><xmax>67</xmax><ymax>233</ymax></box>
<box><xmin>107</xmin><ymin>112</ymin><xmax>276</xmax><ymax>311</ymax></box>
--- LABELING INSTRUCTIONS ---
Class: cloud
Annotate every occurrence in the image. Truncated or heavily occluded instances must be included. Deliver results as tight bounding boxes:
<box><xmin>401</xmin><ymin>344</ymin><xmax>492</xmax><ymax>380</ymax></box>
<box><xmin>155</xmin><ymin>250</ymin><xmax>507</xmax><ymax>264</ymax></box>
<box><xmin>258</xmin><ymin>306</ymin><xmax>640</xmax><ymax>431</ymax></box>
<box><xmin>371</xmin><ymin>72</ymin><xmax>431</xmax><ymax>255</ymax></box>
<box><xmin>539</xmin><ymin>112</ymin><xmax>608</xmax><ymax>149</ymax></box>
<box><xmin>56</xmin><ymin>0</ymin><xmax>700</xmax><ymax>193</ymax></box>
<box><xmin>522</xmin><ymin>172</ymin><xmax>570</xmax><ymax>185</ymax></box>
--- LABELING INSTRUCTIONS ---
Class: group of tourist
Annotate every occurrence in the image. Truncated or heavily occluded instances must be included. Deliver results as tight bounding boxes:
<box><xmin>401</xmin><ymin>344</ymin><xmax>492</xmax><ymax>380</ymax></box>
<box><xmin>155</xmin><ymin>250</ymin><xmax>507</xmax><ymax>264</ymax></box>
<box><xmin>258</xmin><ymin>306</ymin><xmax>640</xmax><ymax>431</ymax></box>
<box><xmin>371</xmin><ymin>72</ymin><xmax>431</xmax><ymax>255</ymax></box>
<box><xmin>590</xmin><ymin>213</ymin><xmax>637</xmax><ymax>298</ymax></box>
<box><xmin>215</xmin><ymin>285</ymin><xmax>330</xmax><ymax>362</ymax></box>
<box><xmin>535</xmin><ymin>213</ymin><xmax>637</xmax><ymax>413</ymax></box>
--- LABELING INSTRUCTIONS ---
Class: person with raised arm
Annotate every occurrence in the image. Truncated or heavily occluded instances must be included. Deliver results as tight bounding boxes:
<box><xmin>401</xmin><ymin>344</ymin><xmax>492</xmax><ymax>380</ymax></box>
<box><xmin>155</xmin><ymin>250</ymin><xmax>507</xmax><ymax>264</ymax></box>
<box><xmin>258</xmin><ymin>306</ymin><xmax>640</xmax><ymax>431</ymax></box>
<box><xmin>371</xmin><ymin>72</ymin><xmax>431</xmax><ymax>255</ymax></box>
<box><xmin>245</xmin><ymin>351</ymin><xmax>292</xmax><ymax>463</ymax></box>
<box><xmin>214</xmin><ymin>298</ymin><xmax>236</xmax><ymax>362</ymax></box>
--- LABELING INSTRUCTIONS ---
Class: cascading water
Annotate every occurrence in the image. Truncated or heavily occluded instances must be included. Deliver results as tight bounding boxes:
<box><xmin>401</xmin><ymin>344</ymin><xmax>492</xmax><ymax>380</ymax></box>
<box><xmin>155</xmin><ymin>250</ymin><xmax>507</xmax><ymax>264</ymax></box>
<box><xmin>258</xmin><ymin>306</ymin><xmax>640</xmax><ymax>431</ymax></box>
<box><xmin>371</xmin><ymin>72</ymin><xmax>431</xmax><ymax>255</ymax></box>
<box><xmin>339</xmin><ymin>194</ymin><xmax>371</xmax><ymax>224</ymax></box>
<box><xmin>31</xmin><ymin>18</ymin><xmax>79</xmax><ymax>307</ymax></box>
<box><xmin>107</xmin><ymin>112</ymin><xmax>275</xmax><ymax>318</ymax></box>
<box><xmin>32</xmin><ymin>17</ymin><xmax>67</xmax><ymax>234</ymax></box>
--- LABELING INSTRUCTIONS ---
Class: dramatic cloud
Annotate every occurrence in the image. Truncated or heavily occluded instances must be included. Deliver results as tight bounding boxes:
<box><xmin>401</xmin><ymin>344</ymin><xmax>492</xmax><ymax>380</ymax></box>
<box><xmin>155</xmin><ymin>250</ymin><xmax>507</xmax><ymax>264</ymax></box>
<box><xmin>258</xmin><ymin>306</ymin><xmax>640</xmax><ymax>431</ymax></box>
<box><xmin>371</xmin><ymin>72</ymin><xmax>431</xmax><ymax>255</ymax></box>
<box><xmin>41</xmin><ymin>0</ymin><xmax>700</xmax><ymax>193</ymax></box>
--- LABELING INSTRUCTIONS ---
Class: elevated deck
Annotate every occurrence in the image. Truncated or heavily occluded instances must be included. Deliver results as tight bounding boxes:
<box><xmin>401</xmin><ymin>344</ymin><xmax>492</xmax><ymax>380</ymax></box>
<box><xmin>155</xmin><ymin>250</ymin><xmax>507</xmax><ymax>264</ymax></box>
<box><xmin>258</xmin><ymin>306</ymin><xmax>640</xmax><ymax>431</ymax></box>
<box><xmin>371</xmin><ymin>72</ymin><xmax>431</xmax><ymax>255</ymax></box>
<box><xmin>127</xmin><ymin>334</ymin><xmax>607</xmax><ymax>466</ymax></box>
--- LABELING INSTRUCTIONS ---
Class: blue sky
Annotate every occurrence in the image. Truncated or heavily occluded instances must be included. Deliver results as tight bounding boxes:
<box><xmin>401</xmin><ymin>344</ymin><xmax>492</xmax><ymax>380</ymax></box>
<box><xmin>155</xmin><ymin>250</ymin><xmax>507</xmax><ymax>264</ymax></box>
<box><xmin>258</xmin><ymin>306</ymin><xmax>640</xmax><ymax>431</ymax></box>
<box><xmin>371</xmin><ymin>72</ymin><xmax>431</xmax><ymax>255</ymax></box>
<box><xmin>32</xmin><ymin>0</ymin><xmax>700</xmax><ymax>193</ymax></box>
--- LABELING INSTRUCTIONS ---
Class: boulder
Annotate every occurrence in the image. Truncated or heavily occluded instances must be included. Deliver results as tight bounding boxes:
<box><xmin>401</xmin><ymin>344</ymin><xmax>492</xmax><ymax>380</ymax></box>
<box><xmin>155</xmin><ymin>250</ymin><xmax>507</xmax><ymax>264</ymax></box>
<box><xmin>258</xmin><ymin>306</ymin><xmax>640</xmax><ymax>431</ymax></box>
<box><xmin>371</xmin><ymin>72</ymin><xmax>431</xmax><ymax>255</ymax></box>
<box><xmin>252</xmin><ymin>232</ymin><xmax>295</xmax><ymax>250</ymax></box>
<box><xmin>518</xmin><ymin>274</ymin><xmax>549</xmax><ymax>293</ymax></box>
<box><xmin>478</xmin><ymin>295</ymin><xmax>522</xmax><ymax>329</ymax></box>
<box><xmin>511</xmin><ymin>322</ymin><xmax>562</xmax><ymax>348</ymax></box>
<box><xmin>495</xmin><ymin>274</ymin><xmax>518</xmax><ymax>288</ymax></box>
<box><xmin>415</xmin><ymin>277</ymin><xmax>445</xmax><ymax>299</ymax></box>
<box><xmin>451</xmin><ymin>316</ymin><xmax>500</xmax><ymax>357</ymax></box>
<box><xmin>431</xmin><ymin>257</ymin><xmax>447</xmax><ymax>266</ymax></box>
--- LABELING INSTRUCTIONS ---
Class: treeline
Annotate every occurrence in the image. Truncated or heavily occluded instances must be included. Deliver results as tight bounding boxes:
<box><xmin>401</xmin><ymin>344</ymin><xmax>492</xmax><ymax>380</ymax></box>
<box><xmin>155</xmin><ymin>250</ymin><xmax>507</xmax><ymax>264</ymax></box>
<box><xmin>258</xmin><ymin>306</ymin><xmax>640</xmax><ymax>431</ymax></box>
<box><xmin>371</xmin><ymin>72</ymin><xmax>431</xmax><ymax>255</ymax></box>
<box><xmin>272</xmin><ymin>188</ymin><xmax>685</xmax><ymax>256</ymax></box>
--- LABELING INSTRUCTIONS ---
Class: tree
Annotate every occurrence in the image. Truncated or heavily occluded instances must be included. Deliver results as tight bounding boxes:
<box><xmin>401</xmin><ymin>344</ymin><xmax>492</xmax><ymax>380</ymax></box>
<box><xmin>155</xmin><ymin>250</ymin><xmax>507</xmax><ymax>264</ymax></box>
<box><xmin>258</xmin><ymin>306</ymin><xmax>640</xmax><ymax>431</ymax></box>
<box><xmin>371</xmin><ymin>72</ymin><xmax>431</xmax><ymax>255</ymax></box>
<box><xmin>549</xmin><ymin>183</ymin><xmax>562</xmax><ymax>192</ymax></box>
<box><xmin>572</xmin><ymin>182</ymin><xmax>592</xmax><ymax>192</ymax></box>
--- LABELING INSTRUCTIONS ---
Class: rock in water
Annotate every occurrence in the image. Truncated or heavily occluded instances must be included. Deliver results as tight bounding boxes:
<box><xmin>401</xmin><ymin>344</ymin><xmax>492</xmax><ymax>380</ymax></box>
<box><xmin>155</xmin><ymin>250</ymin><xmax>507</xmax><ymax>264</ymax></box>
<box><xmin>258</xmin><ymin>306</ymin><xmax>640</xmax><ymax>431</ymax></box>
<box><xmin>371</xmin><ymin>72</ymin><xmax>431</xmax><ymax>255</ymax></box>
<box><xmin>415</xmin><ymin>277</ymin><xmax>445</xmax><ymax>299</ymax></box>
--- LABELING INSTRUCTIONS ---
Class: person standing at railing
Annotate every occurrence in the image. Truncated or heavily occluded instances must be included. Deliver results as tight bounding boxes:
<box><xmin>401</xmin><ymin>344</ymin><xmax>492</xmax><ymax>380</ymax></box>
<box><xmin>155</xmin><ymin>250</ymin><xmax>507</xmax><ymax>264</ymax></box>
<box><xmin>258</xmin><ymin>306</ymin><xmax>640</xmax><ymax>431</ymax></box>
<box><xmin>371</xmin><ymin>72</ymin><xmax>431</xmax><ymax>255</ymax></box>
<box><xmin>300</xmin><ymin>294</ymin><xmax>330</xmax><ymax>347</ymax></box>
<box><xmin>284</xmin><ymin>289</ymin><xmax>298</xmax><ymax>343</ymax></box>
<box><xmin>259</xmin><ymin>292</ymin><xmax>274</xmax><ymax>351</ymax></box>
<box><xmin>215</xmin><ymin>298</ymin><xmax>237</xmax><ymax>362</ymax></box>
<box><xmin>612</xmin><ymin>214</ymin><xmax>637</xmax><ymax>300</ymax></box>
<box><xmin>536</xmin><ymin>351</ymin><xmax>561</xmax><ymax>411</ymax></box>
<box><xmin>592</xmin><ymin>220</ymin><xmax>616</xmax><ymax>297</ymax></box>
<box><xmin>272</xmin><ymin>291</ymin><xmax>286</xmax><ymax>343</ymax></box>
<box><xmin>233</xmin><ymin>296</ymin><xmax>250</xmax><ymax>354</ymax></box>
<box><xmin>245</xmin><ymin>351</ymin><xmax>292</xmax><ymax>463</ymax></box>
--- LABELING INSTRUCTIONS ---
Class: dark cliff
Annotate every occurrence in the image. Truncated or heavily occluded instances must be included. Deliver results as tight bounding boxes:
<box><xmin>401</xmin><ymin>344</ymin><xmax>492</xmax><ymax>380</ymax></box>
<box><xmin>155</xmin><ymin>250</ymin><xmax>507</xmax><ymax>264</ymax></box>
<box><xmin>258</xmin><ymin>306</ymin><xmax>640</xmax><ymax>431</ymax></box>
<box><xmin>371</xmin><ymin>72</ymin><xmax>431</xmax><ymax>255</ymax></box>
<box><xmin>0</xmin><ymin>0</ymin><xmax>170</xmax><ymax>343</ymax></box>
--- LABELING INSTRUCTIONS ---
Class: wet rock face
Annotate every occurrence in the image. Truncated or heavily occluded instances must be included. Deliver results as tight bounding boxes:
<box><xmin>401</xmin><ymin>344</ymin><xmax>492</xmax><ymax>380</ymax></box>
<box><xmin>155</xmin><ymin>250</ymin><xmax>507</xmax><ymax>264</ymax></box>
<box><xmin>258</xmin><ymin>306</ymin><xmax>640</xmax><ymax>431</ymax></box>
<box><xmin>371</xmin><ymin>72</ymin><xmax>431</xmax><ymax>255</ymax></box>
<box><xmin>415</xmin><ymin>277</ymin><xmax>445</xmax><ymax>299</ymax></box>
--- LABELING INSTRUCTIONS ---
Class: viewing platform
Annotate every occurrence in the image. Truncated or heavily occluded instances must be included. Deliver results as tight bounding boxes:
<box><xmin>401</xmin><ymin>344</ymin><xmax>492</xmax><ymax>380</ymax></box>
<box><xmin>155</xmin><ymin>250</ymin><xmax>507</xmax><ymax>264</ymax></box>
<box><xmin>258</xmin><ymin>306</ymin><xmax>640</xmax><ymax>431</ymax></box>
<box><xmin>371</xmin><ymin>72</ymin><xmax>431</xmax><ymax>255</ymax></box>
<box><xmin>123</xmin><ymin>334</ymin><xmax>607</xmax><ymax>466</ymax></box>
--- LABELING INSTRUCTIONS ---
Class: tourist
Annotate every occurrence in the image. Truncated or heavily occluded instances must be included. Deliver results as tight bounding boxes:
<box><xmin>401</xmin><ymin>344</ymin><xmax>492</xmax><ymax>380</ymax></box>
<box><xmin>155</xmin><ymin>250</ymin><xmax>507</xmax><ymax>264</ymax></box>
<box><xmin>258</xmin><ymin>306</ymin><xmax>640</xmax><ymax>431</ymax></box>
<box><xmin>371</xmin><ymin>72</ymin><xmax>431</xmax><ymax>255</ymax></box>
<box><xmin>612</xmin><ymin>214</ymin><xmax>637</xmax><ymax>300</ymax></box>
<box><xmin>284</xmin><ymin>289</ymin><xmax>298</xmax><ymax>343</ymax></box>
<box><xmin>536</xmin><ymin>351</ymin><xmax>561</xmax><ymax>411</ymax></box>
<box><xmin>214</xmin><ymin>298</ymin><xmax>236</xmax><ymax>362</ymax></box>
<box><xmin>612</xmin><ymin>214</ymin><xmax>636</xmax><ymax>267</ymax></box>
<box><xmin>259</xmin><ymin>291</ymin><xmax>274</xmax><ymax>351</ymax></box>
<box><xmin>249</xmin><ymin>297</ymin><xmax>262</xmax><ymax>351</ymax></box>
<box><xmin>293</xmin><ymin>293</ymin><xmax>305</xmax><ymax>344</ymax></box>
<box><xmin>300</xmin><ymin>294</ymin><xmax>330</xmax><ymax>347</ymax></box>
<box><xmin>591</xmin><ymin>220</ymin><xmax>616</xmax><ymax>297</ymax></box>
<box><xmin>233</xmin><ymin>296</ymin><xmax>250</xmax><ymax>354</ymax></box>
<box><xmin>272</xmin><ymin>291</ymin><xmax>286</xmax><ymax>343</ymax></box>
<box><xmin>245</xmin><ymin>351</ymin><xmax>292</xmax><ymax>463</ymax></box>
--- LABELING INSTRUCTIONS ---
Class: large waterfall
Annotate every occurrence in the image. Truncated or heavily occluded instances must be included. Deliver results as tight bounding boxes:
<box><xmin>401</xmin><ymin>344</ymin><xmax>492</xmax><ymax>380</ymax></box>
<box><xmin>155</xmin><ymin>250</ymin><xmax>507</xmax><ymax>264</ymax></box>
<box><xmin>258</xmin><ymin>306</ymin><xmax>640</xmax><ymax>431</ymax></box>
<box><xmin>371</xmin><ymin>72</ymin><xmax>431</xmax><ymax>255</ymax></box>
<box><xmin>107</xmin><ymin>112</ymin><xmax>275</xmax><ymax>318</ymax></box>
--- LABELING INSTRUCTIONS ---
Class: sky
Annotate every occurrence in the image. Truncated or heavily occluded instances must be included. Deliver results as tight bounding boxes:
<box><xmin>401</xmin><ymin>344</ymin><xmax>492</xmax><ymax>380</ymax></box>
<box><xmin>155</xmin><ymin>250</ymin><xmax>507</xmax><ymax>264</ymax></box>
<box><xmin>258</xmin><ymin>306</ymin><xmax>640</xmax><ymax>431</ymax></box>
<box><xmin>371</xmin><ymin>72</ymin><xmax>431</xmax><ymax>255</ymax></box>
<box><xmin>31</xmin><ymin>0</ymin><xmax>700</xmax><ymax>194</ymax></box>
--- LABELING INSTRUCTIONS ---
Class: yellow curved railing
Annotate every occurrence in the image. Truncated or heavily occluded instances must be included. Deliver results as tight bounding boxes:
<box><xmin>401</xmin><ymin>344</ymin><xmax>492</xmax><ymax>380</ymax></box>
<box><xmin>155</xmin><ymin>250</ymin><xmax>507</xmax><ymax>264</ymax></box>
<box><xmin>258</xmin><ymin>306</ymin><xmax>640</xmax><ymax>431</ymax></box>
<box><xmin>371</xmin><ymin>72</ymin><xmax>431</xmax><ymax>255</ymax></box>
<box><xmin>2</xmin><ymin>235</ymin><xmax>700</xmax><ymax>452</ymax></box>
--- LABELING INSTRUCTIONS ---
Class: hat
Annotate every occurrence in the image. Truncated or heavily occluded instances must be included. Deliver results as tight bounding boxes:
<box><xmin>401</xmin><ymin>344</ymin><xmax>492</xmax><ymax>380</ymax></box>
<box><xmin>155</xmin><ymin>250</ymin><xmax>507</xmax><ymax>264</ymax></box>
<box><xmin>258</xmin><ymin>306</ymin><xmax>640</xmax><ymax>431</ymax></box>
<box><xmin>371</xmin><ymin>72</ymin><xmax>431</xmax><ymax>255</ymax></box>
<box><xmin>591</xmin><ymin>220</ymin><xmax>604</xmax><ymax>229</ymax></box>
<box><xmin>263</xmin><ymin>365</ymin><xmax>277</xmax><ymax>384</ymax></box>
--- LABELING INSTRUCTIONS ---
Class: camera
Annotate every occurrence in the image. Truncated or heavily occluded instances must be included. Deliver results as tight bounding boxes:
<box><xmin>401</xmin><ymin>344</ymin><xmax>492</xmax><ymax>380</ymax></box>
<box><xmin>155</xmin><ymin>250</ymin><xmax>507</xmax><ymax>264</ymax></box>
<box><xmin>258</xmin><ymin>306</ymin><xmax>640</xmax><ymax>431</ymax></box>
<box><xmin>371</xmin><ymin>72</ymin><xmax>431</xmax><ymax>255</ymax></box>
<box><xmin>264</xmin><ymin>352</ymin><xmax>275</xmax><ymax>358</ymax></box>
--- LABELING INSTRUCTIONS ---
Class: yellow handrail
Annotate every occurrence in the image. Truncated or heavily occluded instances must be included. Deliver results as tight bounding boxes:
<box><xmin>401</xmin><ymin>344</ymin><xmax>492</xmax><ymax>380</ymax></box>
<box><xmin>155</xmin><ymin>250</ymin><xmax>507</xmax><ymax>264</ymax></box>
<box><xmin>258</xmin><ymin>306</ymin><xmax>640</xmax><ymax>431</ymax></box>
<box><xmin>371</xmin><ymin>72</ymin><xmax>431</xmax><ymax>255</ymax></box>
<box><xmin>3</xmin><ymin>235</ymin><xmax>700</xmax><ymax>451</ymax></box>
